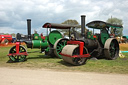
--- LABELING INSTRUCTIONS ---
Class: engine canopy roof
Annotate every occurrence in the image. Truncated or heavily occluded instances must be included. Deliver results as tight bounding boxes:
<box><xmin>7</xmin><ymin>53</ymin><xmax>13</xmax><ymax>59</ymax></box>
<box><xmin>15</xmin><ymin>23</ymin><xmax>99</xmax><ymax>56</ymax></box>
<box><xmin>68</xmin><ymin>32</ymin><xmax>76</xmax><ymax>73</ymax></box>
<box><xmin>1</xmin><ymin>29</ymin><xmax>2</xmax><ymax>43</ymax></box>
<box><xmin>86</xmin><ymin>21</ymin><xmax>123</xmax><ymax>29</ymax></box>
<box><xmin>43</xmin><ymin>23</ymin><xmax>79</xmax><ymax>29</ymax></box>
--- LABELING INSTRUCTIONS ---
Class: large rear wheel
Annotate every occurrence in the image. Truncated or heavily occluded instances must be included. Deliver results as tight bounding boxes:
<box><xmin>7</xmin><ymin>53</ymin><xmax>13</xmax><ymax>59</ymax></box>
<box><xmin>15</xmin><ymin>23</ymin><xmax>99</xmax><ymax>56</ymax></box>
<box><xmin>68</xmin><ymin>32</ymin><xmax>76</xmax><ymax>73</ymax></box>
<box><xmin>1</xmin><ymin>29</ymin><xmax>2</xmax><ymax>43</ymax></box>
<box><xmin>104</xmin><ymin>38</ymin><xmax>119</xmax><ymax>60</ymax></box>
<box><xmin>54</xmin><ymin>38</ymin><xmax>69</xmax><ymax>58</ymax></box>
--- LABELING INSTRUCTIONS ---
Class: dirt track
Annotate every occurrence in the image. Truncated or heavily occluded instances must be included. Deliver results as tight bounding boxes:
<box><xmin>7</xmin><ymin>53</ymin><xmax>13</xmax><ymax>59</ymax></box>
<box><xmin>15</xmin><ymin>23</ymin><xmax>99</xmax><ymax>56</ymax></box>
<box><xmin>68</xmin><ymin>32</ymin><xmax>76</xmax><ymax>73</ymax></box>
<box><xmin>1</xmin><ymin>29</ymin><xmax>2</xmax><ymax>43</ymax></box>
<box><xmin>0</xmin><ymin>67</ymin><xmax>128</xmax><ymax>85</ymax></box>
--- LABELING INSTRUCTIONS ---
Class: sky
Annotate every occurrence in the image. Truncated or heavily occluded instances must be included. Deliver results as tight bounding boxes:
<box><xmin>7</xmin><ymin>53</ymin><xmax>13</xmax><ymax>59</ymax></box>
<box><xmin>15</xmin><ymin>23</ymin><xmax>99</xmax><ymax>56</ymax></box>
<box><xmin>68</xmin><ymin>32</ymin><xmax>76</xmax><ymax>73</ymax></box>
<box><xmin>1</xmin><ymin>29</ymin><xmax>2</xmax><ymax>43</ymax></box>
<box><xmin>0</xmin><ymin>0</ymin><xmax>128</xmax><ymax>35</ymax></box>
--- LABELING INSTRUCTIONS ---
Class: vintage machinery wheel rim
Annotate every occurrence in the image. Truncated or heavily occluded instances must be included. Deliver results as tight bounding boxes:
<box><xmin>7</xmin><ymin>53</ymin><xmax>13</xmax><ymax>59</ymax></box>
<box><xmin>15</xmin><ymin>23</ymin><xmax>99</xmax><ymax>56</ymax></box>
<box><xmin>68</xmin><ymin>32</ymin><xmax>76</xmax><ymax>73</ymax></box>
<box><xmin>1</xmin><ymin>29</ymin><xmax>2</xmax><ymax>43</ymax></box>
<box><xmin>104</xmin><ymin>38</ymin><xmax>119</xmax><ymax>60</ymax></box>
<box><xmin>54</xmin><ymin>38</ymin><xmax>69</xmax><ymax>58</ymax></box>
<box><xmin>9</xmin><ymin>45</ymin><xmax>27</xmax><ymax>62</ymax></box>
<box><xmin>62</xmin><ymin>45</ymin><xmax>88</xmax><ymax>66</ymax></box>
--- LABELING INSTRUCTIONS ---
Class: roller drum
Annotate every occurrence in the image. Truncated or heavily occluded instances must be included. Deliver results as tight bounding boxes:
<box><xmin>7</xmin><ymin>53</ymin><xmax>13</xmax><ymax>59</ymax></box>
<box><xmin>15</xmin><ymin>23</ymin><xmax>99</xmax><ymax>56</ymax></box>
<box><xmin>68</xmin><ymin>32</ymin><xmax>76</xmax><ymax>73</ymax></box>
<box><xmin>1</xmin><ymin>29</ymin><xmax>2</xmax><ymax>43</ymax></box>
<box><xmin>62</xmin><ymin>45</ymin><xmax>78</xmax><ymax>65</ymax></box>
<box><xmin>62</xmin><ymin>45</ymin><xmax>88</xmax><ymax>65</ymax></box>
<box><xmin>25</xmin><ymin>40</ymin><xmax>48</xmax><ymax>49</ymax></box>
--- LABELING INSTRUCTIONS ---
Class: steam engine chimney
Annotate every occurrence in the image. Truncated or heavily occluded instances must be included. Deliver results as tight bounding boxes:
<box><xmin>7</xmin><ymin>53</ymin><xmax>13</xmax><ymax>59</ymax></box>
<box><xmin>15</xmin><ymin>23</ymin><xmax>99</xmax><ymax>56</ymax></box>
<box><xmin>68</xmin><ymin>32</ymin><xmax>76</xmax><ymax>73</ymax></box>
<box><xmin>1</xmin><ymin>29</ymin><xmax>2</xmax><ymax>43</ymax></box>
<box><xmin>27</xmin><ymin>19</ymin><xmax>31</xmax><ymax>40</ymax></box>
<box><xmin>81</xmin><ymin>15</ymin><xmax>86</xmax><ymax>38</ymax></box>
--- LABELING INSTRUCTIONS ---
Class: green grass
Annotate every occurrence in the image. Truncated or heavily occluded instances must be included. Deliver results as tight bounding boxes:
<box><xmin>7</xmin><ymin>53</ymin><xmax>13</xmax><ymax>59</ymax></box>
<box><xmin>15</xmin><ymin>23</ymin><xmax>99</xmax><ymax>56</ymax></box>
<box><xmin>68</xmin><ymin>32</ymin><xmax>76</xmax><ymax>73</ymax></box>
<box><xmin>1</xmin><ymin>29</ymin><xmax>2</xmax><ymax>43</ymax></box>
<box><xmin>0</xmin><ymin>45</ymin><xmax>128</xmax><ymax>74</ymax></box>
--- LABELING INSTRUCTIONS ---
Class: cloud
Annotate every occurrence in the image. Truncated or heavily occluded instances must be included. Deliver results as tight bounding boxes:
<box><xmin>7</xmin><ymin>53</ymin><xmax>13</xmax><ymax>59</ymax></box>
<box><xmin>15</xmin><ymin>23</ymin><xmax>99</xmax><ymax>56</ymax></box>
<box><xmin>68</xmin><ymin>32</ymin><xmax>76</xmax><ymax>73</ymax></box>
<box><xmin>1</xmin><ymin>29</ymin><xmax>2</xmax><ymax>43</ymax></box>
<box><xmin>0</xmin><ymin>0</ymin><xmax>128</xmax><ymax>35</ymax></box>
<box><xmin>0</xmin><ymin>27</ymin><xmax>25</xmax><ymax>34</ymax></box>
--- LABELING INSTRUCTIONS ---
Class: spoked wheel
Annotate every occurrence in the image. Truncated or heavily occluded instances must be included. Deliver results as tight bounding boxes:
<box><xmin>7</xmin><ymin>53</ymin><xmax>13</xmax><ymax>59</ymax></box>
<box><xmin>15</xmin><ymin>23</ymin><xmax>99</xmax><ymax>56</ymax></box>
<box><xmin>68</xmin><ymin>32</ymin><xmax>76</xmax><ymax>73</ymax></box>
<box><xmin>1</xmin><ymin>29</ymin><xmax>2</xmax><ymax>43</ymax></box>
<box><xmin>9</xmin><ymin>45</ymin><xmax>27</xmax><ymax>62</ymax></box>
<box><xmin>104</xmin><ymin>38</ymin><xmax>119</xmax><ymax>60</ymax></box>
<box><xmin>54</xmin><ymin>38</ymin><xmax>69</xmax><ymax>58</ymax></box>
<box><xmin>62</xmin><ymin>45</ymin><xmax>88</xmax><ymax>66</ymax></box>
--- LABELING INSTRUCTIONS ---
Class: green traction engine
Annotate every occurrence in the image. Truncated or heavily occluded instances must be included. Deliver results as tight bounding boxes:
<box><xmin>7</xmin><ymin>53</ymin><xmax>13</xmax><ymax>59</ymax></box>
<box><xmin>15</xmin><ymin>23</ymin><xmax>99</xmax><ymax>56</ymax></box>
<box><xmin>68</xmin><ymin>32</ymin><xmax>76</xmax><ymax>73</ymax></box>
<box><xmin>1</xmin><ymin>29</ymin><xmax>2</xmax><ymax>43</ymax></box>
<box><xmin>59</xmin><ymin>15</ymin><xmax>123</xmax><ymax>66</ymax></box>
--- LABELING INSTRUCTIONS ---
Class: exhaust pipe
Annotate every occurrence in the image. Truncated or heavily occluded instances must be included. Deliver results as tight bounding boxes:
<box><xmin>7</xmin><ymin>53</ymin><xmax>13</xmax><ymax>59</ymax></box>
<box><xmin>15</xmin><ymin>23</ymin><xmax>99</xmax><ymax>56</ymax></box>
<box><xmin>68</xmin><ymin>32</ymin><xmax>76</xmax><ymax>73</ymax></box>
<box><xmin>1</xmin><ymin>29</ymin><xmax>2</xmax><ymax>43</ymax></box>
<box><xmin>25</xmin><ymin>19</ymin><xmax>32</xmax><ymax>48</ymax></box>
<box><xmin>81</xmin><ymin>15</ymin><xmax>86</xmax><ymax>38</ymax></box>
<box><xmin>27</xmin><ymin>19</ymin><xmax>31</xmax><ymax>40</ymax></box>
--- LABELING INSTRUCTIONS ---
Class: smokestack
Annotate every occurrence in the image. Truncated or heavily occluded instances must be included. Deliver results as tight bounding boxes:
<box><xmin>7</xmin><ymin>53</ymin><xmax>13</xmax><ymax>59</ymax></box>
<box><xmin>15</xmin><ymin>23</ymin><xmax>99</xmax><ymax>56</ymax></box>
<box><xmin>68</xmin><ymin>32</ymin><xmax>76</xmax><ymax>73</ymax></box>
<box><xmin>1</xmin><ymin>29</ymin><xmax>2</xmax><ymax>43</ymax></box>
<box><xmin>27</xmin><ymin>19</ymin><xmax>31</xmax><ymax>40</ymax></box>
<box><xmin>81</xmin><ymin>15</ymin><xmax>86</xmax><ymax>37</ymax></box>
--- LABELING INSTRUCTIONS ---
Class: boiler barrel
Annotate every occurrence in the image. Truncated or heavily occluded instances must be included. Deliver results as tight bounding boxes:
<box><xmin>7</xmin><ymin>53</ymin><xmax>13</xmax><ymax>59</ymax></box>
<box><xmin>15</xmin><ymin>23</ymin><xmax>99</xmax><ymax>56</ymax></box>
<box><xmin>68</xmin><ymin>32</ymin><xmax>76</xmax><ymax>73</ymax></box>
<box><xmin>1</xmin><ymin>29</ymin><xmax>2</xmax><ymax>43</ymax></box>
<box><xmin>32</xmin><ymin>40</ymin><xmax>48</xmax><ymax>48</ymax></box>
<box><xmin>84</xmin><ymin>39</ymin><xmax>98</xmax><ymax>49</ymax></box>
<box><xmin>25</xmin><ymin>40</ymin><xmax>48</xmax><ymax>49</ymax></box>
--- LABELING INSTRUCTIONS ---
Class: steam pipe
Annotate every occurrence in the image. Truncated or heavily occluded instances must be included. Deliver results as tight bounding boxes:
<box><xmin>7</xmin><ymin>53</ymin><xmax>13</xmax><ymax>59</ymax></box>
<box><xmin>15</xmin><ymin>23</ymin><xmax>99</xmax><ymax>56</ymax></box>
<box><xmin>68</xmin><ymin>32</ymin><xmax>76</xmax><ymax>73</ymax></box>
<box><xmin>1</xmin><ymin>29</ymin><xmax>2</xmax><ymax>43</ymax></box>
<box><xmin>81</xmin><ymin>15</ymin><xmax>86</xmax><ymax>38</ymax></box>
<box><xmin>27</xmin><ymin>19</ymin><xmax>31</xmax><ymax>40</ymax></box>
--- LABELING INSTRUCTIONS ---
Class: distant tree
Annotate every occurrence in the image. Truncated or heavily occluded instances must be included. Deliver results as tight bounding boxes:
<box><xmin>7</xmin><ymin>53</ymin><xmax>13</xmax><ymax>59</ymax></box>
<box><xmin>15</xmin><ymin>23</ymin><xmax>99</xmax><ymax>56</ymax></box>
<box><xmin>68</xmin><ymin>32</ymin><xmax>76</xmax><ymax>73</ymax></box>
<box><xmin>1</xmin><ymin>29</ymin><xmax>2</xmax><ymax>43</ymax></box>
<box><xmin>62</xmin><ymin>19</ymin><xmax>80</xmax><ymax>25</ymax></box>
<box><xmin>58</xmin><ymin>20</ymin><xmax>80</xmax><ymax>36</ymax></box>
<box><xmin>4</xmin><ymin>33</ymin><xmax>9</xmax><ymax>35</ymax></box>
<box><xmin>106</xmin><ymin>17</ymin><xmax>123</xmax><ymax>37</ymax></box>
<box><xmin>59</xmin><ymin>19</ymin><xmax>88</xmax><ymax>37</ymax></box>
<box><xmin>11</xmin><ymin>33</ymin><xmax>16</xmax><ymax>37</ymax></box>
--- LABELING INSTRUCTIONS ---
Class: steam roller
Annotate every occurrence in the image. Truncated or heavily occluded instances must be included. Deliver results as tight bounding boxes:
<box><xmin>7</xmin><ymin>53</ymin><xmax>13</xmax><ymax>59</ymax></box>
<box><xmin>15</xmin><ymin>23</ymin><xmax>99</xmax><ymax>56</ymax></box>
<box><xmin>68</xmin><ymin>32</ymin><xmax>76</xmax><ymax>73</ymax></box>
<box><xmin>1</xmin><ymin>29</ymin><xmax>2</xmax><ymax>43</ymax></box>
<box><xmin>43</xmin><ymin>23</ymin><xmax>78</xmax><ymax>58</ymax></box>
<box><xmin>60</xmin><ymin>15</ymin><xmax>122</xmax><ymax>65</ymax></box>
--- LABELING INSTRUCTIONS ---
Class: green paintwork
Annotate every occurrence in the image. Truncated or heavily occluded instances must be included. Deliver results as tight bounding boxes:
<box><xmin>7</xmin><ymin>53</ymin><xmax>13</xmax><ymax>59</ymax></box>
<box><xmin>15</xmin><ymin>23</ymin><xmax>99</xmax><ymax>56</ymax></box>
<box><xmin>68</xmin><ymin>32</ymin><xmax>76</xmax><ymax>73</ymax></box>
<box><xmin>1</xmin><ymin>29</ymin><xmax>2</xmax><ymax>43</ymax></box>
<box><xmin>9</xmin><ymin>45</ymin><xmax>27</xmax><ymax>62</ymax></box>
<box><xmin>33</xmin><ymin>33</ymin><xmax>39</xmax><ymax>40</ymax></box>
<box><xmin>48</xmin><ymin>30</ymin><xmax>62</xmax><ymax>45</ymax></box>
<box><xmin>123</xmin><ymin>36</ymin><xmax>128</xmax><ymax>39</ymax></box>
<box><xmin>32</xmin><ymin>30</ymin><xmax>62</xmax><ymax>57</ymax></box>
<box><xmin>54</xmin><ymin>38</ymin><xmax>69</xmax><ymax>58</ymax></box>
<box><xmin>87</xmin><ymin>32</ymin><xmax>94</xmax><ymax>40</ymax></box>
<box><xmin>32</xmin><ymin>40</ymin><xmax>48</xmax><ymax>48</ymax></box>
<box><xmin>101</xmin><ymin>29</ymin><xmax>109</xmax><ymax>45</ymax></box>
<box><xmin>106</xmin><ymin>25</ymin><xmax>122</xmax><ymax>29</ymax></box>
<box><xmin>33</xmin><ymin>33</ymin><xmax>43</xmax><ymax>40</ymax></box>
<box><xmin>44</xmin><ymin>36</ymin><xmax>48</xmax><ymax>41</ymax></box>
<box><xmin>45</xmin><ymin>46</ymin><xmax>50</xmax><ymax>52</ymax></box>
<box><xmin>86</xmin><ymin>21</ymin><xmax>123</xmax><ymax>29</ymax></box>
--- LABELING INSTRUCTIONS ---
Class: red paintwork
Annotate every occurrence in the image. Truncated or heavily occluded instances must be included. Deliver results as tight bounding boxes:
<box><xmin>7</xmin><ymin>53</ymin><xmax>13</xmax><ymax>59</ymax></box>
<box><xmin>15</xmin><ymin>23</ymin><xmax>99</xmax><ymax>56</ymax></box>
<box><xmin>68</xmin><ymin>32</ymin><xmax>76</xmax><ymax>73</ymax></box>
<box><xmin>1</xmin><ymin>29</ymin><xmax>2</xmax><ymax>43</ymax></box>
<box><xmin>0</xmin><ymin>35</ymin><xmax>12</xmax><ymax>43</ymax></box>
<box><xmin>7</xmin><ymin>42</ymin><xmax>28</xmax><ymax>56</ymax></box>
<box><xmin>93</xmin><ymin>35</ymin><xmax>97</xmax><ymax>39</ymax></box>
<box><xmin>7</xmin><ymin>52</ymin><xmax>28</xmax><ymax>56</ymax></box>
<box><xmin>60</xmin><ymin>53</ymin><xmax>90</xmax><ymax>58</ymax></box>
<box><xmin>1</xmin><ymin>38</ymin><xmax>6</xmax><ymax>43</ymax></box>
<box><xmin>41</xmin><ymin>33</ymin><xmax>45</xmax><ymax>40</ymax></box>
<box><xmin>110</xmin><ymin>34</ymin><xmax>115</xmax><ymax>37</ymax></box>
<box><xmin>16</xmin><ymin>42</ymin><xmax>20</xmax><ymax>53</ymax></box>
<box><xmin>67</xmin><ymin>41</ymin><xmax>84</xmax><ymax>55</ymax></box>
<box><xmin>60</xmin><ymin>40</ymin><xmax>91</xmax><ymax>58</ymax></box>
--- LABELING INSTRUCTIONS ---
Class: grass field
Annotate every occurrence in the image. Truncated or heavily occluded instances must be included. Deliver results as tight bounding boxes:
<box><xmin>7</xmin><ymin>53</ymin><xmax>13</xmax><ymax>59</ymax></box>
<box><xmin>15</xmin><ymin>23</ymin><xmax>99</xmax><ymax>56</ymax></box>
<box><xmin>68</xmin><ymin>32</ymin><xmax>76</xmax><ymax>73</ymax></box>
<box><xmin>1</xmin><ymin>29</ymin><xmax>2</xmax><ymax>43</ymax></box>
<box><xmin>0</xmin><ymin>44</ymin><xmax>128</xmax><ymax>74</ymax></box>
